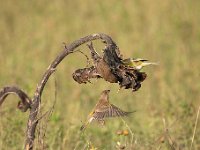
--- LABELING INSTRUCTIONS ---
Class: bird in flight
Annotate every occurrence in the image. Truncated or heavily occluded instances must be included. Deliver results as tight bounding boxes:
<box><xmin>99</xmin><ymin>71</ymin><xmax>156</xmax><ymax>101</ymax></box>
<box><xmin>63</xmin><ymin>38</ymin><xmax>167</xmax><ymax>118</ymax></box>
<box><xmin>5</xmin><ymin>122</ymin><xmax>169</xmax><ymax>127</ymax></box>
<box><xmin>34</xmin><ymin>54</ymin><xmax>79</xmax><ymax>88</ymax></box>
<box><xmin>122</xmin><ymin>58</ymin><xmax>158</xmax><ymax>70</ymax></box>
<box><xmin>80</xmin><ymin>90</ymin><xmax>133</xmax><ymax>131</ymax></box>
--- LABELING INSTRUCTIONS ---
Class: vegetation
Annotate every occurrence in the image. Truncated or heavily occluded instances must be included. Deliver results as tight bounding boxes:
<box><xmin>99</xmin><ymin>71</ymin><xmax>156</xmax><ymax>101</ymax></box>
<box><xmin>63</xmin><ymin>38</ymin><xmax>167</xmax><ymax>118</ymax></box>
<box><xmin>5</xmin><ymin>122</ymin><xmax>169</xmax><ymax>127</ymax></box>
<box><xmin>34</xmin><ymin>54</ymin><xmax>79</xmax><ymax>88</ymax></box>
<box><xmin>0</xmin><ymin>0</ymin><xmax>200</xmax><ymax>149</ymax></box>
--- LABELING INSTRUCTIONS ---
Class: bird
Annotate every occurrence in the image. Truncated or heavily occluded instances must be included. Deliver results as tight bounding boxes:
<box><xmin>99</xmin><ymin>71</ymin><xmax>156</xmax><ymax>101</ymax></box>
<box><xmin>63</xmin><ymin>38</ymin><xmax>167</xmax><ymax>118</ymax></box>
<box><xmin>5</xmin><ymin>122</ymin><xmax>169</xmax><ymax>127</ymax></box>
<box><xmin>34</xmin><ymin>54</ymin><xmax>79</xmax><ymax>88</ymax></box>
<box><xmin>87</xmin><ymin>42</ymin><xmax>118</xmax><ymax>83</ymax></box>
<box><xmin>95</xmin><ymin>58</ymin><xmax>118</xmax><ymax>83</ymax></box>
<box><xmin>80</xmin><ymin>90</ymin><xmax>133</xmax><ymax>131</ymax></box>
<box><xmin>122</xmin><ymin>58</ymin><xmax>158</xmax><ymax>70</ymax></box>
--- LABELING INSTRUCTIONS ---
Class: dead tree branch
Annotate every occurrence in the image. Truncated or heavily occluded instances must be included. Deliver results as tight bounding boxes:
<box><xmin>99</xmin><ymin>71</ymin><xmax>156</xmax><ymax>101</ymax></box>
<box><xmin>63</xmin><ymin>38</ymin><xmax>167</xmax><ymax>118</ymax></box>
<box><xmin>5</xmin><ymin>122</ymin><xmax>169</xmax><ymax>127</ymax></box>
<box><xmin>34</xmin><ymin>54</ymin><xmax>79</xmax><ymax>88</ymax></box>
<box><xmin>0</xmin><ymin>33</ymin><xmax>148</xmax><ymax>150</ymax></box>
<box><xmin>25</xmin><ymin>33</ymin><xmax>122</xmax><ymax>150</ymax></box>
<box><xmin>0</xmin><ymin>86</ymin><xmax>31</xmax><ymax>112</ymax></box>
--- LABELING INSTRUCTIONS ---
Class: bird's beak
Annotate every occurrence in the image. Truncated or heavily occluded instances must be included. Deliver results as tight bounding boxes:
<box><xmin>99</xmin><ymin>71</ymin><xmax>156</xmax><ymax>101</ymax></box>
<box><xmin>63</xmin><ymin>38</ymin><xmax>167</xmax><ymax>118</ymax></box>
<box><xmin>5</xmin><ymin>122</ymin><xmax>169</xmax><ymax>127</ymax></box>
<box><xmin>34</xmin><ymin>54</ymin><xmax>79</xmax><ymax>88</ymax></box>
<box><xmin>102</xmin><ymin>89</ymin><xmax>110</xmax><ymax>95</ymax></box>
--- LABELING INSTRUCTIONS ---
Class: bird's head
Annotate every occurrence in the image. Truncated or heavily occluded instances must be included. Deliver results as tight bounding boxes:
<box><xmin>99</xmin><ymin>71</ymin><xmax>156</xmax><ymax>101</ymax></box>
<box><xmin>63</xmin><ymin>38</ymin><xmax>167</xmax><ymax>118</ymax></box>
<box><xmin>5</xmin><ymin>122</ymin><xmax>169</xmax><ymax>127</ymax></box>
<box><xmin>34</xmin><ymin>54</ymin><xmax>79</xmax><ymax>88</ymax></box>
<box><xmin>102</xmin><ymin>89</ymin><xmax>110</xmax><ymax>94</ymax></box>
<box><xmin>100</xmin><ymin>90</ymin><xmax>110</xmax><ymax>101</ymax></box>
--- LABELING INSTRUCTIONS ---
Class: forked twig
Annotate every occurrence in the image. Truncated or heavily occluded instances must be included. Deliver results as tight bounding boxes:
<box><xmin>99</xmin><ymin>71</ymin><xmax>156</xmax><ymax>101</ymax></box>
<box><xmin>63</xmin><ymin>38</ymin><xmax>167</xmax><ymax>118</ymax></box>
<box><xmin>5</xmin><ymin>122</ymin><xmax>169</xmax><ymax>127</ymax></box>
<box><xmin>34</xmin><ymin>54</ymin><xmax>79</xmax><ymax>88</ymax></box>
<box><xmin>77</xmin><ymin>50</ymin><xmax>91</xmax><ymax>67</ymax></box>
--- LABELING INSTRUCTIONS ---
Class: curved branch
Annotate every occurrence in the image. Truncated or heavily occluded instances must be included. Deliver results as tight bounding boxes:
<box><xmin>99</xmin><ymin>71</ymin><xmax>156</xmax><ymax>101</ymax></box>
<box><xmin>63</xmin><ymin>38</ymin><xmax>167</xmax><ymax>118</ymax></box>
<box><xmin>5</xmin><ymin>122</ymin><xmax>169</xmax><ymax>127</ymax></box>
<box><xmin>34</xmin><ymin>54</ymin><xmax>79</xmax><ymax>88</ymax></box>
<box><xmin>0</xmin><ymin>86</ymin><xmax>32</xmax><ymax>112</ymax></box>
<box><xmin>35</xmin><ymin>33</ymin><xmax>117</xmax><ymax>97</ymax></box>
<box><xmin>0</xmin><ymin>33</ymin><xmax>148</xmax><ymax>150</ymax></box>
<box><xmin>25</xmin><ymin>33</ymin><xmax>117</xmax><ymax>150</ymax></box>
<box><xmin>0</xmin><ymin>33</ymin><xmax>149</xmax><ymax>149</ymax></box>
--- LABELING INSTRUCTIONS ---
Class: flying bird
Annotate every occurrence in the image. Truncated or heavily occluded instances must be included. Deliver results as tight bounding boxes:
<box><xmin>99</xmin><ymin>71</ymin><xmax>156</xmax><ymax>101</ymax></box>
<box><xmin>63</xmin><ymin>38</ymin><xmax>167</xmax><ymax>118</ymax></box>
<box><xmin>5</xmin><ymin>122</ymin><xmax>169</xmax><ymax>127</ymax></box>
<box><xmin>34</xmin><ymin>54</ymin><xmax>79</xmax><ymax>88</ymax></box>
<box><xmin>80</xmin><ymin>90</ymin><xmax>133</xmax><ymax>131</ymax></box>
<box><xmin>122</xmin><ymin>58</ymin><xmax>158</xmax><ymax>70</ymax></box>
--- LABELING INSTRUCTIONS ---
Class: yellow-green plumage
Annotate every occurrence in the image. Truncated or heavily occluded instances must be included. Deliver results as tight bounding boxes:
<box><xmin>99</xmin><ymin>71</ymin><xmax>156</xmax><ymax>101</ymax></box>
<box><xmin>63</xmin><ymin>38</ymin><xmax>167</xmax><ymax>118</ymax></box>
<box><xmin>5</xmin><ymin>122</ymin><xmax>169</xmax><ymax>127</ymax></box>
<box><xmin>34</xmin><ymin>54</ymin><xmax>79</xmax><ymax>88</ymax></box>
<box><xmin>80</xmin><ymin>90</ymin><xmax>133</xmax><ymax>131</ymax></box>
<box><xmin>122</xmin><ymin>58</ymin><xmax>158</xmax><ymax>70</ymax></box>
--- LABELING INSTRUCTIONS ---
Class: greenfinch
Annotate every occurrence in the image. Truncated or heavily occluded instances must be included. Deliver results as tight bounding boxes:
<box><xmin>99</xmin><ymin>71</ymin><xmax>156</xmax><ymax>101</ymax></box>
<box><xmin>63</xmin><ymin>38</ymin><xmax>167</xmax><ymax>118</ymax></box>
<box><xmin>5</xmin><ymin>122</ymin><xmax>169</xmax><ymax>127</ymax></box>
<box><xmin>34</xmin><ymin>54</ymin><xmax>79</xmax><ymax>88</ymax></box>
<box><xmin>122</xmin><ymin>58</ymin><xmax>158</xmax><ymax>70</ymax></box>
<box><xmin>80</xmin><ymin>90</ymin><xmax>132</xmax><ymax>131</ymax></box>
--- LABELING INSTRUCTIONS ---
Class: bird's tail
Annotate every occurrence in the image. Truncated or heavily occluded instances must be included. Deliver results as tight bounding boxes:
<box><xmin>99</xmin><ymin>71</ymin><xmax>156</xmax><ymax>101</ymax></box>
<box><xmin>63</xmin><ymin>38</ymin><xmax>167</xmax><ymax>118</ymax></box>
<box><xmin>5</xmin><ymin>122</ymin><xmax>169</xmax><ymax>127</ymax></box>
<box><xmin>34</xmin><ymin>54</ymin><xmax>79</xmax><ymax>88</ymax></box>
<box><xmin>80</xmin><ymin>120</ymin><xmax>90</xmax><ymax>131</ymax></box>
<box><xmin>123</xmin><ymin>110</ymin><xmax>136</xmax><ymax>116</ymax></box>
<box><xmin>142</xmin><ymin>62</ymin><xmax>158</xmax><ymax>67</ymax></box>
<box><xmin>80</xmin><ymin>117</ymin><xmax>94</xmax><ymax>131</ymax></box>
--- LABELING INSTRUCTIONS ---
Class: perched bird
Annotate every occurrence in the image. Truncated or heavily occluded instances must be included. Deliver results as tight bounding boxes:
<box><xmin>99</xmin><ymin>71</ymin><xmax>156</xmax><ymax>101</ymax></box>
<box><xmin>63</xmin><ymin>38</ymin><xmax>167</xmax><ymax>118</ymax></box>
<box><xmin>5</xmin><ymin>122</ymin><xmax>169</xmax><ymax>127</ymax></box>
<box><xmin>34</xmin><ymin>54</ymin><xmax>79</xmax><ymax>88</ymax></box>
<box><xmin>87</xmin><ymin>42</ymin><xmax>118</xmax><ymax>83</ymax></box>
<box><xmin>122</xmin><ymin>58</ymin><xmax>158</xmax><ymax>70</ymax></box>
<box><xmin>80</xmin><ymin>90</ymin><xmax>133</xmax><ymax>131</ymax></box>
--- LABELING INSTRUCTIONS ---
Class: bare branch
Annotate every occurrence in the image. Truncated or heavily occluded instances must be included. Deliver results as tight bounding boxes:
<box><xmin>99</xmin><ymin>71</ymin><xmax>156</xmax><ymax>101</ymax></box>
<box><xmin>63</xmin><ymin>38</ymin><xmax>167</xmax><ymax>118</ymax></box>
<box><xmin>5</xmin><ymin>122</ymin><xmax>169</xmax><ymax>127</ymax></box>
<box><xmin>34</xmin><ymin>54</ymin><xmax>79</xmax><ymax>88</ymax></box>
<box><xmin>0</xmin><ymin>33</ymin><xmax>149</xmax><ymax>150</ymax></box>
<box><xmin>25</xmin><ymin>33</ymin><xmax>119</xmax><ymax>150</ymax></box>
<box><xmin>0</xmin><ymin>86</ymin><xmax>31</xmax><ymax>112</ymax></box>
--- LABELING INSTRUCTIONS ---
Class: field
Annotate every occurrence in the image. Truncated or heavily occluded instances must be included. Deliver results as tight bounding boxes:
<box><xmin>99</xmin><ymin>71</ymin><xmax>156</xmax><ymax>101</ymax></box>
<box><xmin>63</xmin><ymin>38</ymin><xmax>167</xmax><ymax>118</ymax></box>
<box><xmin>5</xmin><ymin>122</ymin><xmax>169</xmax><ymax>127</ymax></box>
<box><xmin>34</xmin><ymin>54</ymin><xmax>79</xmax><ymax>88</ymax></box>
<box><xmin>0</xmin><ymin>0</ymin><xmax>200</xmax><ymax>149</ymax></box>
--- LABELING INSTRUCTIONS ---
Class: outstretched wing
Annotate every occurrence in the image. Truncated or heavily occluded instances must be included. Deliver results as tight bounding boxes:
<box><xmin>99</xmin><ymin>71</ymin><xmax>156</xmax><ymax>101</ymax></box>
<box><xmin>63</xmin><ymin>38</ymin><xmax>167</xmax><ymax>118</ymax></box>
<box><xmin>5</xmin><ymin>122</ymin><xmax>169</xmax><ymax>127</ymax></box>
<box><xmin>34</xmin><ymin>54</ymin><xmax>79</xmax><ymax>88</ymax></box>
<box><xmin>93</xmin><ymin>104</ymin><xmax>133</xmax><ymax>120</ymax></box>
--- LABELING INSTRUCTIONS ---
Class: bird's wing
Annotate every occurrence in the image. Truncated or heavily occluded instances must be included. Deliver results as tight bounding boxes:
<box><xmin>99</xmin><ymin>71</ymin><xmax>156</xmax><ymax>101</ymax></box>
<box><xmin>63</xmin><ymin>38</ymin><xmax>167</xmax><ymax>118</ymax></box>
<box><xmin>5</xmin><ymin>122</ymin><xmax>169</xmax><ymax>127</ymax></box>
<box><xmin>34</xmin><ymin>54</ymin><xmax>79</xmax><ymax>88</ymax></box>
<box><xmin>121</xmin><ymin>58</ymin><xmax>132</xmax><ymax>64</ymax></box>
<box><xmin>122</xmin><ymin>58</ymin><xmax>149</xmax><ymax>64</ymax></box>
<box><xmin>93</xmin><ymin>104</ymin><xmax>132</xmax><ymax>120</ymax></box>
<box><xmin>134</xmin><ymin>58</ymin><xmax>149</xmax><ymax>62</ymax></box>
<box><xmin>122</xmin><ymin>58</ymin><xmax>131</xmax><ymax>62</ymax></box>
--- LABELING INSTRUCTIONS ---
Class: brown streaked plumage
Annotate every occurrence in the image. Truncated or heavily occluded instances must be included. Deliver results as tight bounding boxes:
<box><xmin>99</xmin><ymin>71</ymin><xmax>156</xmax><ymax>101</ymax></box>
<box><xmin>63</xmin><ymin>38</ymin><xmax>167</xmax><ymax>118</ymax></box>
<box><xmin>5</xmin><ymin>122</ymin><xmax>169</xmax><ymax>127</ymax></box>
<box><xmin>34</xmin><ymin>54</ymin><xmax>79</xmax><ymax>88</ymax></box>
<box><xmin>95</xmin><ymin>59</ymin><xmax>118</xmax><ymax>83</ymax></box>
<box><xmin>80</xmin><ymin>90</ymin><xmax>133</xmax><ymax>131</ymax></box>
<box><xmin>88</xmin><ymin>42</ymin><xmax>118</xmax><ymax>83</ymax></box>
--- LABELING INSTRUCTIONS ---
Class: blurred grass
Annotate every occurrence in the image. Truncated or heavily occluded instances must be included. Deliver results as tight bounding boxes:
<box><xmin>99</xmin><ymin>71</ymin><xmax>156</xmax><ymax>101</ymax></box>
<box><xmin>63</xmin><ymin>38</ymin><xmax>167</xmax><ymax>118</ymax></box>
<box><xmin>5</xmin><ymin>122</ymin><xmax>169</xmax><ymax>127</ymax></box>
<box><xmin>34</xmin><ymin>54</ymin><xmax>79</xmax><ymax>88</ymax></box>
<box><xmin>0</xmin><ymin>0</ymin><xmax>200</xmax><ymax>149</ymax></box>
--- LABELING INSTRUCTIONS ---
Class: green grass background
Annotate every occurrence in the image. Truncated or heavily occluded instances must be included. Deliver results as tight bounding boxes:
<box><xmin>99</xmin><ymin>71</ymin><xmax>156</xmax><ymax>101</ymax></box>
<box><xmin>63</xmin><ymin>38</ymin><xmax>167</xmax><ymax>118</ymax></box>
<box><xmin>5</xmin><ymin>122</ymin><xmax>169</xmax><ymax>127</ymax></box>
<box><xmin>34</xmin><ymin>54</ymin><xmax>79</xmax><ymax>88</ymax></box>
<box><xmin>0</xmin><ymin>0</ymin><xmax>200</xmax><ymax>149</ymax></box>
